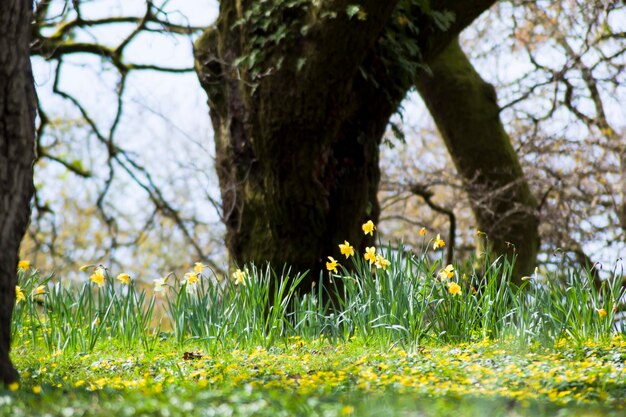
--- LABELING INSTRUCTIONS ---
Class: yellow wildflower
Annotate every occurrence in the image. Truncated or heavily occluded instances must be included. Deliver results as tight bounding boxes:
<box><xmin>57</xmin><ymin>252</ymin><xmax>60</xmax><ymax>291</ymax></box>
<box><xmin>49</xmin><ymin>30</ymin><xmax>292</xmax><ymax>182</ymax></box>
<box><xmin>18</xmin><ymin>260</ymin><xmax>30</xmax><ymax>271</ymax></box>
<box><xmin>338</xmin><ymin>241</ymin><xmax>355</xmax><ymax>258</ymax></box>
<box><xmin>32</xmin><ymin>385</ymin><xmax>42</xmax><ymax>394</ymax></box>
<box><xmin>438</xmin><ymin>264</ymin><xmax>454</xmax><ymax>280</ymax></box>
<box><xmin>375</xmin><ymin>254</ymin><xmax>391</xmax><ymax>270</ymax></box>
<box><xmin>89</xmin><ymin>267</ymin><xmax>106</xmax><ymax>288</ymax></box>
<box><xmin>448</xmin><ymin>281</ymin><xmax>462</xmax><ymax>296</ymax></box>
<box><xmin>233</xmin><ymin>269</ymin><xmax>246</xmax><ymax>286</ymax></box>
<box><xmin>362</xmin><ymin>220</ymin><xmax>375</xmax><ymax>236</ymax></box>
<box><xmin>364</xmin><ymin>247</ymin><xmax>376</xmax><ymax>265</ymax></box>
<box><xmin>116</xmin><ymin>273</ymin><xmax>130</xmax><ymax>285</ymax></box>
<box><xmin>153</xmin><ymin>277</ymin><xmax>167</xmax><ymax>292</ymax></box>
<box><xmin>433</xmin><ymin>234</ymin><xmax>445</xmax><ymax>250</ymax></box>
<box><xmin>597</xmin><ymin>308</ymin><xmax>607</xmax><ymax>318</ymax></box>
<box><xmin>33</xmin><ymin>285</ymin><xmax>46</xmax><ymax>296</ymax></box>
<box><xmin>15</xmin><ymin>286</ymin><xmax>25</xmax><ymax>304</ymax></box>
<box><xmin>326</xmin><ymin>257</ymin><xmax>339</xmax><ymax>273</ymax></box>
<box><xmin>419</xmin><ymin>227</ymin><xmax>426</xmax><ymax>236</ymax></box>
<box><xmin>193</xmin><ymin>262</ymin><xmax>206</xmax><ymax>274</ymax></box>
<box><xmin>8</xmin><ymin>382</ymin><xmax>19</xmax><ymax>391</ymax></box>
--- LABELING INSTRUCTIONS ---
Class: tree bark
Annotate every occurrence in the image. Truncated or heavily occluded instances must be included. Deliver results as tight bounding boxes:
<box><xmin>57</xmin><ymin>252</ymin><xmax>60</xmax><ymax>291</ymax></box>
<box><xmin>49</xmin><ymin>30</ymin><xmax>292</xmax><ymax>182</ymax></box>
<box><xmin>416</xmin><ymin>38</ymin><xmax>540</xmax><ymax>281</ymax></box>
<box><xmin>0</xmin><ymin>0</ymin><xmax>37</xmax><ymax>385</ymax></box>
<box><xmin>195</xmin><ymin>1</ymin><xmax>496</xmax><ymax>290</ymax></box>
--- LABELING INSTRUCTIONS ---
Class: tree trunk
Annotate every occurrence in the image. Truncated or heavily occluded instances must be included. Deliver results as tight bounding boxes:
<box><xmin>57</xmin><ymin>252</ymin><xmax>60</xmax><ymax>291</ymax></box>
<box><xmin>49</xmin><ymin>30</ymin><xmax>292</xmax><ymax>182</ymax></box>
<box><xmin>416</xmin><ymin>38</ymin><xmax>539</xmax><ymax>281</ymax></box>
<box><xmin>195</xmin><ymin>1</ymin><xmax>496</xmax><ymax>290</ymax></box>
<box><xmin>0</xmin><ymin>0</ymin><xmax>37</xmax><ymax>385</ymax></box>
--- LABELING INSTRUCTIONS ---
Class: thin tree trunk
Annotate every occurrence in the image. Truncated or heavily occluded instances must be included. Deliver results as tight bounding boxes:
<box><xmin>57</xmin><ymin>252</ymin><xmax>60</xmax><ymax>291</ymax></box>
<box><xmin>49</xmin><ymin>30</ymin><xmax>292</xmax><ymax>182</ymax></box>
<box><xmin>0</xmin><ymin>0</ymin><xmax>37</xmax><ymax>385</ymax></box>
<box><xmin>416</xmin><ymin>38</ymin><xmax>539</xmax><ymax>282</ymax></box>
<box><xmin>195</xmin><ymin>1</ymin><xmax>496</xmax><ymax>291</ymax></box>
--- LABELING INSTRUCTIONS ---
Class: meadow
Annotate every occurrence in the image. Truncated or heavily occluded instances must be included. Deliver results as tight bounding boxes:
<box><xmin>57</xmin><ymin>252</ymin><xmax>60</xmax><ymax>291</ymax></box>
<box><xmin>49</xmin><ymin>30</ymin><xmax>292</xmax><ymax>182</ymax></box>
<box><xmin>4</xmin><ymin>234</ymin><xmax>626</xmax><ymax>416</ymax></box>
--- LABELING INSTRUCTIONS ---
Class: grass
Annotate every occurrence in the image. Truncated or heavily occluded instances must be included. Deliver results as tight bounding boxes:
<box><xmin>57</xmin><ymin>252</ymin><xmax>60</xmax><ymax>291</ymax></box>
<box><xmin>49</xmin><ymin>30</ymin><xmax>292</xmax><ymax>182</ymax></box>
<box><xmin>4</xmin><ymin>238</ymin><xmax>626</xmax><ymax>416</ymax></box>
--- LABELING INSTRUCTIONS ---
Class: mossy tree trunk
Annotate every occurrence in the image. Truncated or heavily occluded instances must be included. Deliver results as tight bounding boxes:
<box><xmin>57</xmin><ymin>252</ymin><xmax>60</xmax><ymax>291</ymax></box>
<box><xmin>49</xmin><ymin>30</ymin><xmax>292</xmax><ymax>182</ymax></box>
<box><xmin>416</xmin><ymin>38</ymin><xmax>540</xmax><ymax>281</ymax></box>
<box><xmin>0</xmin><ymin>0</ymin><xmax>36</xmax><ymax>385</ymax></box>
<box><xmin>195</xmin><ymin>1</ymin><xmax>496</xmax><ymax>289</ymax></box>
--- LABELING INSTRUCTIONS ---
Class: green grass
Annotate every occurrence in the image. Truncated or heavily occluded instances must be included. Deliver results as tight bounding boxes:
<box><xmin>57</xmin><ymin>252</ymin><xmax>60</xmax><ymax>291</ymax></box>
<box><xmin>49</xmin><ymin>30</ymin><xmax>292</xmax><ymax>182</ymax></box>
<box><xmin>5</xmin><ymin>242</ymin><xmax>626</xmax><ymax>416</ymax></box>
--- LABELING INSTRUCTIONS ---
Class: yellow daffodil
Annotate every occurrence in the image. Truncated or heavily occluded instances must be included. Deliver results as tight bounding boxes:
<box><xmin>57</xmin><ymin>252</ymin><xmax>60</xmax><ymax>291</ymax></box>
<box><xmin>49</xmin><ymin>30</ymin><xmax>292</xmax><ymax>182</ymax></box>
<box><xmin>375</xmin><ymin>254</ymin><xmax>391</xmax><ymax>270</ymax></box>
<box><xmin>364</xmin><ymin>247</ymin><xmax>376</xmax><ymax>265</ymax></box>
<box><xmin>79</xmin><ymin>264</ymin><xmax>93</xmax><ymax>271</ymax></box>
<box><xmin>116</xmin><ymin>273</ymin><xmax>130</xmax><ymax>285</ymax></box>
<box><xmin>89</xmin><ymin>267</ymin><xmax>106</xmax><ymax>288</ymax></box>
<box><xmin>183</xmin><ymin>271</ymin><xmax>200</xmax><ymax>286</ymax></box>
<box><xmin>326</xmin><ymin>257</ymin><xmax>339</xmax><ymax>273</ymax></box>
<box><xmin>419</xmin><ymin>227</ymin><xmax>426</xmax><ymax>236</ymax></box>
<box><xmin>18</xmin><ymin>260</ymin><xmax>30</xmax><ymax>271</ymax></box>
<box><xmin>362</xmin><ymin>220</ymin><xmax>375</xmax><ymax>236</ymax></box>
<box><xmin>338</xmin><ymin>241</ymin><xmax>355</xmax><ymax>258</ymax></box>
<box><xmin>597</xmin><ymin>308</ymin><xmax>607</xmax><ymax>318</ymax></box>
<box><xmin>33</xmin><ymin>285</ymin><xmax>46</xmax><ymax>296</ymax></box>
<box><xmin>15</xmin><ymin>286</ymin><xmax>25</xmax><ymax>304</ymax></box>
<box><xmin>433</xmin><ymin>234</ymin><xmax>445</xmax><ymax>250</ymax></box>
<box><xmin>438</xmin><ymin>264</ymin><xmax>454</xmax><ymax>280</ymax></box>
<box><xmin>193</xmin><ymin>262</ymin><xmax>206</xmax><ymax>274</ymax></box>
<box><xmin>448</xmin><ymin>281</ymin><xmax>462</xmax><ymax>296</ymax></box>
<box><xmin>233</xmin><ymin>269</ymin><xmax>246</xmax><ymax>286</ymax></box>
<box><xmin>153</xmin><ymin>277</ymin><xmax>167</xmax><ymax>292</ymax></box>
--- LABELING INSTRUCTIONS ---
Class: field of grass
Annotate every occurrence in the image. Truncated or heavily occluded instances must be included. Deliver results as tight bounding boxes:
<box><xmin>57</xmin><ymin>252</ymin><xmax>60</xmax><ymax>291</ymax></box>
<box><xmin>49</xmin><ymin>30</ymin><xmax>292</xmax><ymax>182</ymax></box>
<box><xmin>4</xmin><ymin>237</ymin><xmax>626</xmax><ymax>416</ymax></box>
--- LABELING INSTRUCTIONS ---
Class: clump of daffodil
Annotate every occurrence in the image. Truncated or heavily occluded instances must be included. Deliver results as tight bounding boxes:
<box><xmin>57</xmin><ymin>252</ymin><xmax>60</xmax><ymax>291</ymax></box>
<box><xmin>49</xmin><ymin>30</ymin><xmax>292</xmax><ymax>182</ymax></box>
<box><xmin>15</xmin><ymin>286</ymin><xmax>25</xmax><ymax>304</ymax></box>
<box><xmin>326</xmin><ymin>257</ymin><xmax>339</xmax><ymax>273</ymax></box>
<box><xmin>375</xmin><ymin>254</ymin><xmax>390</xmax><ymax>270</ymax></box>
<box><xmin>232</xmin><ymin>268</ymin><xmax>247</xmax><ymax>286</ymax></box>
<box><xmin>89</xmin><ymin>267</ymin><xmax>106</xmax><ymax>288</ymax></box>
<box><xmin>116</xmin><ymin>273</ymin><xmax>131</xmax><ymax>285</ymax></box>
<box><xmin>338</xmin><ymin>241</ymin><xmax>355</xmax><ymax>258</ymax></box>
<box><xmin>433</xmin><ymin>234</ymin><xmax>445</xmax><ymax>250</ymax></box>
<box><xmin>153</xmin><ymin>276</ymin><xmax>168</xmax><ymax>292</ymax></box>
<box><xmin>438</xmin><ymin>264</ymin><xmax>454</xmax><ymax>281</ymax></box>
<box><xmin>17</xmin><ymin>260</ymin><xmax>30</xmax><ymax>271</ymax></box>
<box><xmin>448</xmin><ymin>281</ymin><xmax>462</xmax><ymax>296</ymax></box>
<box><xmin>362</xmin><ymin>220</ymin><xmax>375</xmax><ymax>236</ymax></box>
<box><xmin>364</xmin><ymin>247</ymin><xmax>376</xmax><ymax>265</ymax></box>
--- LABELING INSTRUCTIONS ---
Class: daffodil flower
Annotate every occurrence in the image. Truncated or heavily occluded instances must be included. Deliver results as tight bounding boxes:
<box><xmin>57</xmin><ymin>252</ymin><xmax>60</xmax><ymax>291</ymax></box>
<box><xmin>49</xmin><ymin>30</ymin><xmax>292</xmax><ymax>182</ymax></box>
<box><xmin>338</xmin><ymin>241</ymin><xmax>355</xmax><ymax>258</ymax></box>
<box><xmin>193</xmin><ymin>262</ymin><xmax>207</xmax><ymax>274</ymax></box>
<box><xmin>89</xmin><ymin>267</ymin><xmax>106</xmax><ymax>288</ymax></box>
<box><xmin>597</xmin><ymin>308</ymin><xmax>607</xmax><ymax>318</ymax></box>
<box><xmin>233</xmin><ymin>269</ymin><xmax>246</xmax><ymax>286</ymax></box>
<box><xmin>375</xmin><ymin>254</ymin><xmax>390</xmax><ymax>269</ymax></box>
<box><xmin>433</xmin><ymin>234</ymin><xmax>445</xmax><ymax>250</ymax></box>
<box><xmin>15</xmin><ymin>286</ymin><xmax>25</xmax><ymax>304</ymax></box>
<box><xmin>448</xmin><ymin>281</ymin><xmax>462</xmax><ymax>296</ymax></box>
<box><xmin>18</xmin><ymin>260</ymin><xmax>30</xmax><ymax>271</ymax></box>
<box><xmin>153</xmin><ymin>277</ymin><xmax>167</xmax><ymax>292</ymax></box>
<box><xmin>364</xmin><ymin>247</ymin><xmax>376</xmax><ymax>265</ymax></box>
<box><xmin>362</xmin><ymin>220</ymin><xmax>375</xmax><ymax>236</ymax></box>
<box><xmin>33</xmin><ymin>285</ymin><xmax>46</xmax><ymax>296</ymax></box>
<box><xmin>438</xmin><ymin>264</ymin><xmax>454</xmax><ymax>280</ymax></box>
<box><xmin>326</xmin><ymin>257</ymin><xmax>339</xmax><ymax>273</ymax></box>
<box><xmin>419</xmin><ymin>227</ymin><xmax>426</xmax><ymax>236</ymax></box>
<box><xmin>116</xmin><ymin>273</ymin><xmax>131</xmax><ymax>285</ymax></box>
